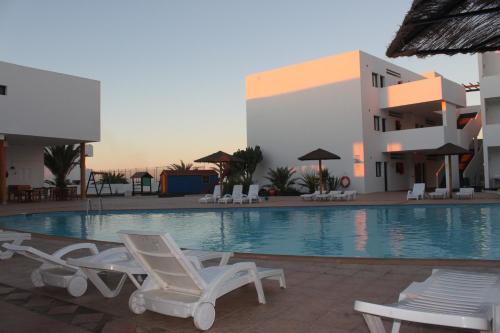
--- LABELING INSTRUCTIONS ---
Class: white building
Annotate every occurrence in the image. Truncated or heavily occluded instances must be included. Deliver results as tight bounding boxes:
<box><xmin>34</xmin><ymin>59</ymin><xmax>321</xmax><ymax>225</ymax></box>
<box><xmin>246</xmin><ymin>50</ymin><xmax>482</xmax><ymax>193</ymax></box>
<box><xmin>479</xmin><ymin>51</ymin><xmax>500</xmax><ymax>189</ymax></box>
<box><xmin>0</xmin><ymin>61</ymin><xmax>100</xmax><ymax>203</ymax></box>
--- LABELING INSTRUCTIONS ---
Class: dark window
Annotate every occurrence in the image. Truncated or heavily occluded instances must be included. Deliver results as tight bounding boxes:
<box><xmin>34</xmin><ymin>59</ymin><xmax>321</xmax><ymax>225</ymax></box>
<box><xmin>374</xmin><ymin>116</ymin><xmax>380</xmax><ymax>131</ymax></box>
<box><xmin>375</xmin><ymin>162</ymin><xmax>382</xmax><ymax>177</ymax></box>
<box><xmin>395</xmin><ymin>120</ymin><xmax>402</xmax><ymax>130</ymax></box>
<box><xmin>380</xmin><ymin>75</ymin><xmax>385</xmax><ymax>88</ymax></box>
<box><xmin>382</xmin><ymin>118</ymin><xmax>386</xmax><ymax>132</ymax></box>
<box><xmin>372</xmin><ymin>73</ymin><xmax>378</xmax><ymax>87</ymax></box>
<box><xmin>202</xmin><ymin>176</ymin><xmax>209</xmax><ymax>183</ymax></box>
<box><xmin>0</xmin><ymin>85</ymin><xmax>6</xmax><ymax>95</ymax></box>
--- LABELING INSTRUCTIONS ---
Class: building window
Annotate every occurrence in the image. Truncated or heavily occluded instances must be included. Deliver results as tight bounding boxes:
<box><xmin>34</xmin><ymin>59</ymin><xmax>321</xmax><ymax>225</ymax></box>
<box><xmin>0</xmin><ymin>85</ymin><xmax>6</xmax><ymax>95</ymax></box>
<box><xmin>382</xmin><ymin>118</ymin><xmax>386</xmax><ymax>132</ymax></box>
<box><xmin>380</xmin><ymin>75</ymin><xmax>385</xmax><ymax>88</ymax></box>
<box><xmin>372</xmin><ymin>73</ymin><xmax>378</xmax><ymax>87</ymax></box>
<box><xmin>375</xmin><ymin>162</ymin><xmax>382</xmax><ymax>177</ymax></box>
<box><xmin>395</xmin><ymin>120</ymin><xmax>402</xmax><ymax>130</ymax></box>
<box><xmin>374</xmin><ymin>116</ymin><xmax>380</xmax><ymax>131</ymax></box>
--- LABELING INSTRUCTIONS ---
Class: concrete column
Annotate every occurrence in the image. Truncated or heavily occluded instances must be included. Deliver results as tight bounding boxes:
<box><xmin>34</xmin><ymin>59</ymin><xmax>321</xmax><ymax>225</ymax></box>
<box><xmin>0</xmin><ymin>136</ymin><xmax>6</xmax><ymax>205</ymax></box>
<box><xmin>80</xmin><ymin>143</ymin><xmax>86</xmax><ymax>200</ymax></box>
<box><xmin>441</xmin><ymin>101</ymin><xmax>461</xmax><ymax>189</ymax></box>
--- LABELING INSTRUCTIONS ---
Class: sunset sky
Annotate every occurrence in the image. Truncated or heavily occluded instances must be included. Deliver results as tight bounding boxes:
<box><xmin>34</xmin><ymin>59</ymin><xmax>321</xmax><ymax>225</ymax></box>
<box><xmin>0</xmin><ymin>0</ymin><xmax>480</xmax><ymax>170</ymax></box>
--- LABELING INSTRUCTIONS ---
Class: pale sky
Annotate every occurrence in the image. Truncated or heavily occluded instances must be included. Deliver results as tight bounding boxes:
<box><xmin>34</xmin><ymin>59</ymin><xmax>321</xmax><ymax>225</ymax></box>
<box><xmin>0</xmin><ymin>0</ymin><xmax>480</xmax><ymax>170</ymax></box>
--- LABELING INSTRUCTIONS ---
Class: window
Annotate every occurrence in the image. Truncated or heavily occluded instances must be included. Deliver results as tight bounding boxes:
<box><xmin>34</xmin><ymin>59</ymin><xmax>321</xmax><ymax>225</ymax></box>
<box><xmin>374</xmin><ymin>116</ymin><xmax>380</xmax><ymax>131</ymax></box>
<box><xmin>375</xmin><ymin>162</ymin><xmax>382</xmax><ymax>177</ymax></box>
<box><xmin>380</xmin><ymin>75</ymin><xmax>385</xmax><ymax>88</ymax></box>
<box><xmin>382</xmin><ymin>118</ymin><xmax>386</xmax><ymax>132</ymax></box>
<box><xmin>202</xmin><ymin>175</ymin><xmax>209</xmax><ymax>184</ymax></box>
<box><xmin>395</xmin><ymin>120</ymin><xmax>402</xmax><ymax>130</ymax></box>
<box><xmin>0</xmin><ymin>85</ymin><xmax>6</xmax><ymax>95</ymax></box>
<box><xmin>371</xmin><ymin>73</ymin><xmax>378</xmax><ymax>87</ymax></box>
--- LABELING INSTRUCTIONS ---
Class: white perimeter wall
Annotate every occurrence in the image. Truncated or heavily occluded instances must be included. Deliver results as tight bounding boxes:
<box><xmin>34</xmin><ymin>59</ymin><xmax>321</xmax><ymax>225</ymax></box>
<box><xmin>6</xmin><ymin>144</ymin><xmax>44</xmax><ymax>187</ymax></box>
<box><xmin>0</xmin><ymin>61</ymin><xmax>100</xmax><ymax>142</ymax></box>
<box><xmin>246</xmin><ymin>51</ymin><xmax>365</xmax><ymax>192</ymax></box>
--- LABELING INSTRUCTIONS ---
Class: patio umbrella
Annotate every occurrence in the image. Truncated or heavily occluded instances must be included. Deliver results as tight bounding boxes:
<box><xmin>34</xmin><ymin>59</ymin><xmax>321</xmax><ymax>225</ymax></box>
<box><xmin>194</xmin><ymin>151</ymin><xmax>243</xmax><ymax>193</ymax></box>
<box><xmin>298</xmin><ymin>148</ymin><xmax>341</xmax><ymax>194</ymax></box>
<box><xmin>426</xmin><ymin>143</ymin><xmax>469</xmax><ymax>198</ymax></box>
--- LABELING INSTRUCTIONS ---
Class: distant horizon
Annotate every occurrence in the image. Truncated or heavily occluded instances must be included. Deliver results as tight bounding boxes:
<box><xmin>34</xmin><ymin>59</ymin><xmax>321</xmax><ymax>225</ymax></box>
<box><xmin>0</xmin><ymin>0</ymin><xmax>481</xmax><ymax>170</ymax></box>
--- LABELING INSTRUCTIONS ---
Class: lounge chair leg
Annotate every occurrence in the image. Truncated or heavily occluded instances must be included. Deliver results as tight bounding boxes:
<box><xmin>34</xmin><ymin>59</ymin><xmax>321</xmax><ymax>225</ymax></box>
<box><xmin>278</xmin><ymin>271</ymin><xmax>286</xmax><ymax>288</ymax></box>
<box><xmin>391</xmin><ymin>319</ymin><xmax>401</xmax><ymax>333</ymax></box>
<box><xmin>492</xmin><ymin>303</ymin><xmax>500</xmax><ymax>333</ymax></box>
<box><xmin>362</xmin><ymin>313</ymin><xmax>387</xmax><ymax>333</ymax></box>
<box><xmin>251</xmin><ymin>270</ymin><xmax>266</xmax><ymax>304</ymax></box>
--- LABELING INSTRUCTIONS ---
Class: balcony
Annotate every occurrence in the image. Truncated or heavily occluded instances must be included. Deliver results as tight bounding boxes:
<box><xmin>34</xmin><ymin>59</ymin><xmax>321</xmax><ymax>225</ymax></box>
<box><xmin>380</xmin><ymin>126</ymin><xmax>445</xmax><ymax>152</ymax></box>
<box><xmin>379</xmin><ymin>77</ymin><xmax>466</xmax><ymax>110</ymax></box>
<box><xmin>484</xmin><ymin>124</ymin><xmax>500</xmax><ymax>147</ymax></box>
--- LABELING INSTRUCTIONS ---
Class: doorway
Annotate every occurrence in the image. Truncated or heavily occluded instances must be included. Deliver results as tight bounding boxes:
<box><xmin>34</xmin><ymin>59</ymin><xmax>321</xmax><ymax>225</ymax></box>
<box><xmin>414</xmin><ymin>163</ymin><xmax>426</xmax><ymax>183</ymax></box>
<box><xmin>383</xmin><ymin>162</ymin><xmax>388</xmax><ymax>191</ymax></box>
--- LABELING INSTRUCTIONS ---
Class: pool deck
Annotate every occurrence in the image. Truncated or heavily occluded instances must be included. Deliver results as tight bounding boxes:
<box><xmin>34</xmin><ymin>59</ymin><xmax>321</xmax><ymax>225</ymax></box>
<box><xmin>0</xmin><ymin>192</ymin><xmax>499</xmax><ymax>332</ymax></box>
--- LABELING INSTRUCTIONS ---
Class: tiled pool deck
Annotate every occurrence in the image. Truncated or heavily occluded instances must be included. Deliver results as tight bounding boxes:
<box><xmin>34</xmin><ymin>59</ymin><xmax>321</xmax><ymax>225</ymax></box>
<box><xmin>1</xmin><ymin>192</ymin><xmax>499</xmax><ymax>332</ymax></box>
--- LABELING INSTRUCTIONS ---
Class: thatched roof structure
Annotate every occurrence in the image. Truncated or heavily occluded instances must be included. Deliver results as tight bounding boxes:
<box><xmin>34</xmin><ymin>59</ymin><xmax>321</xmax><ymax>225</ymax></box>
<box><xmin>387</xmin><ymin>0</ymin><xmax>500</xmax><ymax>57</ymax></box>
<box><xmin>425</xmin><ymin>143</ymin><xmax>469</xmax><ymax>156</ymax></box>
<box><xmin>298</xmin><ymin>148</ymin><xmax>341</xmax><ymax>161</ymax></box>
<box><xmin>194</xmin><ymin>151</ymin><xmax>242</xmax><ymax>163</ymax></box>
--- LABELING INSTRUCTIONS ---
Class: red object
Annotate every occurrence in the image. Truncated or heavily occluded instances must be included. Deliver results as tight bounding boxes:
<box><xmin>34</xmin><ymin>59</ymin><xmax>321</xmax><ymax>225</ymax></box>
<box><xmin>340</xmin><ymin>176</ymin><xmax>351</xmax><ymax>188</ymax></box>
<box><xmin>268</xmin><ymin>188</ymin><xmax>277</xmax><ymax>196</ymax></box>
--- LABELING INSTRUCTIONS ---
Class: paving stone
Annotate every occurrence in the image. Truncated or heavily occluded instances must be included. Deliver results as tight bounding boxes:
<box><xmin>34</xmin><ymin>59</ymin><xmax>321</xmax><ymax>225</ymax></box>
<box><xmin>101</xmin><ymin>318</ymin><xmax>137</xmax><ymax>333</ymax></box>
<box><xmin>5</xmin><ymin>292</ymin><xmax>31</xmax><ymax>301</ymax></box>
<box><xmin>25</xmin><ymin>296</ymin><xmax>53</xmax><ymax>307</ymax></box>
<box><xmin>0</xmin><ymin>286</ymin><xmax>15</xmax><ymax>295</ymax></box>
<box><xmin>47</xmin><ymin>304</ymin><xmax>79</xmax><ymax>315</ymax></box>
<box><xmin>71</xmin><ymin>312</ymin><xmax>104</xmax><ymax>325</ymax></box>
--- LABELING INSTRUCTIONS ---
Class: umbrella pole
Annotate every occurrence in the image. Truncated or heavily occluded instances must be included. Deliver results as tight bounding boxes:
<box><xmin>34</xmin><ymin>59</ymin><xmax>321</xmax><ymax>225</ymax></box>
<box><xmin>219</xmin><ymin>162</ymin><xmax>224</xmax><ymax>194</ymax></box>
<box><xmin>318</xmin><ymin>159</ymin><xmax>323</xmax><ymax>194</ymax></box>
<box><xmin>447</xmin><ymin>155</ymin><xmax>452</xmax><ymax>198</ymax></box>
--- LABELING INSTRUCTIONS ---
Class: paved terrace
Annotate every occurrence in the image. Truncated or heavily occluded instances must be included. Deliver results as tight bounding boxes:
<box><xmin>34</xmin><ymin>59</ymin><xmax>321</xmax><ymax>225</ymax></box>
<box><xmin>0</xmin><ymin>192</ymin><xmax>499</xmax><ymax>333</ymax></box>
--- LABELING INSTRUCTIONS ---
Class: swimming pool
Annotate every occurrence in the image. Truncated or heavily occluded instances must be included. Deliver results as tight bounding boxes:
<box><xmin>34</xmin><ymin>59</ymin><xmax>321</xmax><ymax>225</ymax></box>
<box><xmin>1</xmin><ymin>204</ymin><xmax>499</xmax><ymax>259</ymax></box>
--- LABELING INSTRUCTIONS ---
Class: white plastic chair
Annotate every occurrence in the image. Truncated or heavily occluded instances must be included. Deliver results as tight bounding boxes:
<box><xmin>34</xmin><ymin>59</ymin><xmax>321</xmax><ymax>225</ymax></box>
<box><xmin>244</xmin><ymin>184</ymin><xmax>261</xmax><ymax>203</ymax></box>
<box><xmin>218</xmin><ymin>184</ymin><xmax>243</xmax><ymax>204</ymax></box>
<box><xmin>199</xmin><ymin>185</ymin><xmax>221</xmax><ymax>204</ymax></box>
<box><xmin>68</xmin><ymin>247</ymin><xmax>233</xmax><ymax>298</ymax></box>
<box><xmin>407</xmin><ymin>183</ymin><xmax>425</xmax><ymax>200</ymax></box>
<box><xmin>428</xmin><ymin>188</ymin><xmax>448</xmax><ymax>199</ymax></box>
<box><xmin>354</xmin><ymin>269</ymin><xmax>500</xmax><ymax>333</ymax></box>
<box><xmin>300</xmin><ymin>190</ymin><xmax>319</xmax><ymax>201</ymax></box>
<box><xmin>3</xmin><ymin>242</ymin><xmax>99</xmax><ymax>297</ymax></box>
<box><xmin>0</xmin><ymin>230</ymin><xmax>31</xmax><ymax>259</ymax></box>
<box><xmin>119</xmin><ymin>230</ymin><xmax>286</xmax><ymax>331</ymax></box>
<box><xmin>455</xmin><ymin>187</ymin><xmax>474</xmax><ymax>199</ymax></box>
<box><xmin>343</xmin><ymin>190</ymin><xmax>357</xmax><ymax>200</ymax></box>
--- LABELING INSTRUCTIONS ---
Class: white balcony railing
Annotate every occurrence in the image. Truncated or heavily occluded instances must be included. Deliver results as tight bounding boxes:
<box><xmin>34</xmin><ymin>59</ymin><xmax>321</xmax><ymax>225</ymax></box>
<box><xmin>380</xmin><ymin>126</ymin><xmax>445</xmax><ymax>152</ymax></box>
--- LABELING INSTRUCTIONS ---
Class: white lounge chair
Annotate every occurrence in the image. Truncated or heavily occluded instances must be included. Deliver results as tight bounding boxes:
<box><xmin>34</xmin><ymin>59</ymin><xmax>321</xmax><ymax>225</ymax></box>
<box><xmin>243</xmin><ymin>184</ymin><xmax>261</xmax><ymax>203</ymax></box>
<box><xmin>3</xmin><ymin>242</ymin><xmax>99</xmax><ymax>297</ymax></box>
<box><xmin>455</xmin><ymin>187</ymin><xmax>474</xmax><ymax>199</ymax></box>
<box><xmin>119</xmin><ymin>230</ymin><xmax>286</xmax><ymax>331</ymax></box>
<box><xmin>354</xmin><ymin>269</ymin><xmax>500</xmax><ymax>333</ymax></box>
<box><xmin>218</xmin><ymin>184</ymin><xmax>243</xmax><ymax>204</ymax></box>
<box><xmin>343</xmin><ymin>190</ymin><xmax>357</xmax><ymax>200</ymax></box>
<box><xmin>428</xmin><ymin>188</ymin><xmax>448</xmax><ymax>199</ymax></box>
<box><xmin>300</xmin><ymin>190</ymin><xmax>319</xmax><ymax>201</ymax></box>
<box><xmin>315</xmin><ymin>190</ymin><xmax>340</xmax><ymax>201</ymax></box>
<box><xmin>68</xmin><ymin>247</ymin><xmax>234</xmax><ymax>298</ymax></box>
<box><xmin>0</xmin><ymin>230</ymin><xmax>31</xmax><ymax>259</ymax></box>
<box><xmin>407</xmin><ymin>183</ymin><xmax>425</xmax><ymax>200</ymax></box>
<box><xmin>199</xmin><ymin>185</ymin><xmax>221</xmax><ymax>204</ymax></box>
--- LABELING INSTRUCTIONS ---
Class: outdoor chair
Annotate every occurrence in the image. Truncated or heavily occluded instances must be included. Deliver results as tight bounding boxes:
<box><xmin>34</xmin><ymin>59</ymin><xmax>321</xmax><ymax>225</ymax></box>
<box><xmin>0</xmin><ymin>230</ymin><xmax>31</xmax><ymax>259</ymax></box>
<box><xmin>455</xmin><ymin>187</ymin><xmax>474</xmax><ymax>199</ymax></box>
<box><xmin>199</xmin><ymin>185</ymin><xmax>221</xmax><ymax>204</ymax></box>
<box><xmin>428</xmin><ymin>188</ymin><xmax>448</xmax><ymax>199</ymax></box>
<box><xmin>354</xmin><ymin>269</ymin><xmax>500</xmax><ymax>333</ymax></box>
<box><xmin>407</xmin><ymin>183</ymin><xmax>425</xmax><ymax>200</ymax></box>
<box><xmin>119</xmin><ymin>230</ymin><xmax>286</xmax><ymax>330</ymax></box>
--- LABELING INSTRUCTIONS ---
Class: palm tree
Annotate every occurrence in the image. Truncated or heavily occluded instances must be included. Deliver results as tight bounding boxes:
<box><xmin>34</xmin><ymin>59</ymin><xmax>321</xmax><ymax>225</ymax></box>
<box><xmin>167</xmin><ymin>160</ymin><xmax>196</xmax><ymax>171</ymax></box>
<box><xmin>298</xmin><ymin>171</ymin><xmax>319</xmax><ymax>193</ymax></box>
<box><xmin>44</xmin><ymin>145</ymin><xmax>80</xmax><ymax>188</ymax></box>
<box><xmin>101</xmin><ymin>171</ymin><xmax>128</xmax><ymax>184</ymax></box>
<box><xmin>265</xmin><ymin>167</ymin><xmax>297</xmax><ymax>194</ymax></box>
<box><xmin>232</xmin><ymin>146</ymin><xmax>263</xmax><ymax>185</ymax></box>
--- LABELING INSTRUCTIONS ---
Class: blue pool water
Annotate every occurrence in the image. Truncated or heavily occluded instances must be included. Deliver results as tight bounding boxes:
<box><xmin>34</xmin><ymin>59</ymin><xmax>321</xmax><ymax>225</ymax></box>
<box><xmin>1</xmin><ymin>205</ymin><xmax>499</xmax><ymax>259</ymax></box>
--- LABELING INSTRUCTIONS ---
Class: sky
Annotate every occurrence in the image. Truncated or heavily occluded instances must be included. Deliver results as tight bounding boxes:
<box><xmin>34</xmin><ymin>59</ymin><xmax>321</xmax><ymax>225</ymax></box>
<box><xmin>0</xmin><ymin>0</ymin><xmax>481</xmax><ymax>170</ymax></box>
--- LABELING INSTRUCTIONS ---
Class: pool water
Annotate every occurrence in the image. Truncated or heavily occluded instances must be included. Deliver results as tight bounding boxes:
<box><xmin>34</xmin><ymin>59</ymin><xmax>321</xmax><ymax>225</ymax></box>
<box><xmin>1</xmin><ymin>205</ymin><xmax>499</xmax><ymax>259</ymax></box>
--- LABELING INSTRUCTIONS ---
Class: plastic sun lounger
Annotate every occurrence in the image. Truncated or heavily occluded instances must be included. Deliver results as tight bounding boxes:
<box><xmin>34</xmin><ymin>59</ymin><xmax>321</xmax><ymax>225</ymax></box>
<box><xmin>354</xmin><ymin>269</ymin><xmax>500</xmax><ymax>333</ymax></box>
<box><xmin>199</xmin><ymin>185</ymin><xmax>221</xmax><ymax>204</ymax></box>
<box><xmin>243</xmin><ymin>184</ymin><xmax>261</xmax><ymax>203</ymax></box>
<box><xmin>455</xmin><ymin>187</ymin><xmax>474</xmax><ymax>199</ymax></box>
<box><xmin>119</xmin><ymin>230</ymin><xmax>286</xmax><ymax>331</ymax></box>
<box><xmin>3</xmin><ymin>242</ymin><xmax>99</xmax><ymax>297</ymax></box>
<box><xmin>67</xmin><ymin>247</ymin><xmax>234</xmax><ymax>298</ymax></box>
<box><xmin>407</xmin><ymin>183</ymin><xmax>425</xmax><ymax>200</ymax></box>
<box><xmin>218</xmin><ymin>184</ymin><xmax>243</xmax><ymax>204</ymax></box>
<box><xmin>428</xmin><ymin>188</ymin><xmax>448</xmax><ymax>199</ymax></box>
<box><xmin>0</xmin><ymin>230</ymin><xmax>31</xmax><ymax>259</ymax></box>
<box><xmin>300</xmin><ymin>190</ymin><xmax>319</xmax><ymax>201</ymax></box>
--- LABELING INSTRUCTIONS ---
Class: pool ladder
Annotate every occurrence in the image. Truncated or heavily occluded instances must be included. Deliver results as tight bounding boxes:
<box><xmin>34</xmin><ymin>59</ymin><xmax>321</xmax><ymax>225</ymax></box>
<box><xmin>86</xmin><ymin>198</ymin><xmax>103</xmax><ymax>215</ymax></box>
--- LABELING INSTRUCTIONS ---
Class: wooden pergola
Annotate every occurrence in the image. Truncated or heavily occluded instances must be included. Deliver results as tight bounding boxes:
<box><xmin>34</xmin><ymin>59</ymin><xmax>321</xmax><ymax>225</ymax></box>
<box><xmin>386</xmin><ymin>0</ymin><xmax>500</xmax><ymax>58</ymax></box>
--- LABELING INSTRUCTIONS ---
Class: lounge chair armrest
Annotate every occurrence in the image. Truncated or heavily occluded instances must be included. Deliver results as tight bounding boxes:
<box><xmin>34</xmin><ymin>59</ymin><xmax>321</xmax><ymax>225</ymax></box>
<box><xmin>186</xmin><ymin>255</ymin><xmax>203</xmax><ymax>270</ymax></box>
<box><xmin>87</xmin><ymin>246</ymin><xmax>131</xmax><ymax>263</ymax></box>
<box><xmin>52</xmin><ymin>243</ymin><xmax>99</xmax><ymax>258</ymax></box>
<box><xmin>202</xmin><ymin>262</ymin><xmax>258</xmax><ymax>301</ymax></box>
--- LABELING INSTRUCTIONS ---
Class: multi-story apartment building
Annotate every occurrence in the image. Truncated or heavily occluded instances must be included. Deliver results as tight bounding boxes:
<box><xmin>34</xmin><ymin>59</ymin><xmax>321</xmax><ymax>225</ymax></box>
<box><xmin>479</xmin><ymin>52</ymin><xmax>500</xmax><ymax>190</ymax></box>
<box><xmin>0</xmin><ymin>61</ymin><xmax>100</xmax><ymax>203</ymax></box>
<box><xmin>246</xmin><ymin>50</ymin><xmax>482</xmax><ymax>193</ymax></box>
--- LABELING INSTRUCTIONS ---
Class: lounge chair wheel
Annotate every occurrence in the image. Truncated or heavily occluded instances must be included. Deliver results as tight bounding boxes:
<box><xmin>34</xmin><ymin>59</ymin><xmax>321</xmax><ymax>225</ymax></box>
<box><xmin>67</xmin><ymin>276</ymin><xmax>87</xmax><ymax>297</ymax></box>
<box><xmin>30</xmin><ymin>269</ymin><xmax>44</xmax><ymax>287</ymax></box>
<box><xmin>193</xmin><ymin>302</ymin><xmax>215</xmax><ymax>331</ymax></box>
<box><xmin>129</xmin><ymin>291</ymin><xmax>146</xmax><ymax>314</ymax></box>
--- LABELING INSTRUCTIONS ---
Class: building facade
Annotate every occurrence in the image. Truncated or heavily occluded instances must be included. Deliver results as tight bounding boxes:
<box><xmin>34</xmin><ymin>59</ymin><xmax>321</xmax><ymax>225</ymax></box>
<box><xmin>0</xmin><ymin>61</ymin><xmax>100</xmax><ymax>202</ymax></box>
<box><xmin>246</xmin><ymin>50</ymin><xmax>482</xmax><ymax>193</ymax></box>
<box><xmin>479</xmin><ymin>51</ymin><xmax>500</xmax><ymax>189</ymax></box>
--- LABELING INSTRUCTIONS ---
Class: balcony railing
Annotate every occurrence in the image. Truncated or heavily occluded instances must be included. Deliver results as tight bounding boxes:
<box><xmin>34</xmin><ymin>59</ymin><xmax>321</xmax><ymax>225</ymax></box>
<box><xmin>380</xmin><ymin>126</ymin><xmax>445</xmax><ymax>152</ymax></box>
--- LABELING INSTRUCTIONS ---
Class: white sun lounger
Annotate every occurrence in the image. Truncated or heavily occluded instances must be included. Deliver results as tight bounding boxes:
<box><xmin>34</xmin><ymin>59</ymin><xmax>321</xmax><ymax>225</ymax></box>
<box><xmin>243</xmin><ymin>184</ymin><xmax>261</xmax><ymax>203</ymax></box>
<box><xmin>68</xmin><ymin>247</ymin><xmax>233</xmax><ymax>298</ymax></box>
<box><xmin>119</xmin><ymin>230</ymin><xmax>286</xmax><ymax>330</ymax></box>
<box><xmin>407</xmin><ymin>183</ymin><xmax>425</xmax><ymax>200</ymax></box>
<box><xmin>354</xmin><ymin>269</ymin><xmax>500</xmax><ymax>333</ymax></box>
<box><xmin>3</xmin><ymin>242</ymin><xmax>99</xmax><ymax>297</ymax></box>
<box><xmin>300</xmin><ymin>190</ymin><xmax>319</xmax><ymax>201</ymax></box>
<box><xmin>199</xmin><ymin>185</ymin><xmax>221</xmax><ymax>204</ymax></box>
<box><xmin>218</xmin><ymin>184</ymin><xmax>243</xmax><ymax>204</ymax></box>
<box><xmin>428</xmin><ymin>188</ymin><xmax>448</xmax><ymax>199</ymax></box>
<box><xmin>0</xmin><ymin>230</ymin><xmax>31</xmax><ymax>259</ymax></box>
<box><xmin>314</xmin><ymin>190</ymin><xmax>338</xmax><ymax>201</ymax></box>
<box><xmin>455</xmin><ymin>187</ymin><xmax>474</xmax><ymax>199</ymax></box>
